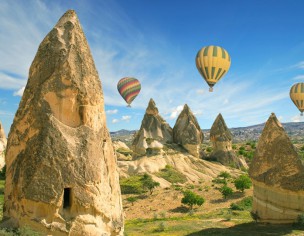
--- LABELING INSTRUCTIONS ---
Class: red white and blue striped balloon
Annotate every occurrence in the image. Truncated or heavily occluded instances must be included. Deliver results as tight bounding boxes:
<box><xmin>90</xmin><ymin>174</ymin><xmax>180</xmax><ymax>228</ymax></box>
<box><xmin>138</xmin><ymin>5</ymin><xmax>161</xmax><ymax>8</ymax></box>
<box><xmin>117</xmin><ymin>77</ymin><xmax>141</xmax><ymax>107</ymax></box>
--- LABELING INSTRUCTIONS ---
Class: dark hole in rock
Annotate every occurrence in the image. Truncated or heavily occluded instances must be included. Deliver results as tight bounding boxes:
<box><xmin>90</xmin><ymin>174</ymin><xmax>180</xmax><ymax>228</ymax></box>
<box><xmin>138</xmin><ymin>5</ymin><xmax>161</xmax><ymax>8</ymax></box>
<box><xmin>63</xmin><ymin>188</ymin><xmax>71</xmax><ymax>209</ymax></box>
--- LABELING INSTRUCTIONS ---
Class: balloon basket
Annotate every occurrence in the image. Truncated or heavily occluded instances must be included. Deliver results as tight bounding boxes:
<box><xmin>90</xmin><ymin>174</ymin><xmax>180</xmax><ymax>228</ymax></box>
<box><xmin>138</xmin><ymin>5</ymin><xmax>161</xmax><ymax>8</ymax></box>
<box><xmin>301</xmin><ymin>112</ymin><xmax>303</xmax><ymax>116</ymax></box>
<box><xmin>127</xmin><ymin>104</ymin><xmax>131</xmax><ymax>108</ymax></box>
<box><xmin>209</xmin><ymin>87</ymin><xmax>213</xmax><ymax>92</ymax></box>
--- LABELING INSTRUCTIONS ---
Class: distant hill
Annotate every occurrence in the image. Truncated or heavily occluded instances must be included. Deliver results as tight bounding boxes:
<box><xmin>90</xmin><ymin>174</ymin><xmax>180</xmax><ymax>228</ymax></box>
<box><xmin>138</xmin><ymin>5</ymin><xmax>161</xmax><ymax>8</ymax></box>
<box><xmin>110</xmin><ymin>122</ymin><xmax>304</xmax><ymax>143</ymax></box>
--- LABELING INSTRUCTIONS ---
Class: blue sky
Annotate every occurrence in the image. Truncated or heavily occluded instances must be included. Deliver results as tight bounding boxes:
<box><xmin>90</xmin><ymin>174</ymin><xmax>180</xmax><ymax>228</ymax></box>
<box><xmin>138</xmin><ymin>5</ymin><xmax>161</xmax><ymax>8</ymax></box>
<box><xmin>1</xmin><ymin>0</ymin><xmax>304</xmax><ymax>135</ymax></box>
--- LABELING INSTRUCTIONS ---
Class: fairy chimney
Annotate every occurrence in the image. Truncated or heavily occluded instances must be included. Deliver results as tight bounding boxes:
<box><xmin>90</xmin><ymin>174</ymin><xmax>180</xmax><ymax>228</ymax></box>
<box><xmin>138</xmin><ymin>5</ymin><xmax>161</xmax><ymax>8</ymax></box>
<box><xmin>132</xmin><ymin>99</ymin><xmax>172</xmax><ymax>156</ymax></box>
<box><xmin>2</xmin><ymin>10</ymin><xmax>124</xmax><ymax>235</ymax></box>
<box><xmin>209</xmin><ymin>114</ymin><xmax>248</xmax><ymax>169</ymax></box>
<box><xmin>173</xmin><ymin>104</ymin><xmax>203</xmax><ymax>157</ymax></box>
<box><xmin>249</xmin><ymin>113</ymin><xmax>304</xmax><ymax>223</ymax></box>
<box><xmin>0</xmin><ymin>121</ymin><xmax>6</xmax><ymax>169</ymax></box>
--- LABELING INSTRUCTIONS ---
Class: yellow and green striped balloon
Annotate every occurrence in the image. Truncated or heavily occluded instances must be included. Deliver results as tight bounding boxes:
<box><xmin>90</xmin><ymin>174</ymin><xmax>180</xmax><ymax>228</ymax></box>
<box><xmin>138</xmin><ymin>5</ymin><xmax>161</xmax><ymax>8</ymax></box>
<box><xmin>196</xmin><ymin>45</ymin><xmax>231</xmax><ymax>92</ymax></box>
<box><xmin>290</xmin><ymin>82</ymin><xmax>304</xmax><ymax>116</ymax></box>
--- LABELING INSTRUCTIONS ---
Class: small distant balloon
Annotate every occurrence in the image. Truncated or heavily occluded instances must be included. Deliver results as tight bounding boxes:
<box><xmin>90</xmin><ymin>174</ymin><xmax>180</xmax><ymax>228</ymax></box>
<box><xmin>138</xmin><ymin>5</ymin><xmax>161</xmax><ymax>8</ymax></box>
<box><xmin>195</xmin><ymin>45</ymin><xmax>231</xmax><ymax>92</ymax></box>
<box><xmin>117</xmin><ymin>77</ymin><xmax>141</xmax><ymax>107</ymax></box>
<box><xmin>290</xmin><ymin>82</ymin><xmax>304</xmax><ymax>116</ymax></box>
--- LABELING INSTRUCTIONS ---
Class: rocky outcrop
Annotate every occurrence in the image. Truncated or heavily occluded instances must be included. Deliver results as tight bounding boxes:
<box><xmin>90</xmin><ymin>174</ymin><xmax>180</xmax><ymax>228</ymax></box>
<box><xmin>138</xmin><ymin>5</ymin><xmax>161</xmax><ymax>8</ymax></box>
<box><xmin>113</xmin><ymin>140</ymin><xmax>132</xmax><ymax>161</ymax></box>
<box><xmin>209</xmin><ymin>114</ymin><xmax>248</xmax><ymax>169</ymax></box>
<box><xmin>0</xmin><ymin>121</ymin><xmax>6</xmax><ymax>169</ymax></box>
<box><xmin>173</xmin><ymin>104</ymin><xmax>203</xmax><ymax>157</ymax></box>
<box><xmin>132</xmin><ymin>99</ymin><xmax>172</xmax><ymax>156</ymax></box>
<box><xmin>249</xmin><ymin>113</ymin><xmax>304</xmax><ymax>223</ymax></box>
<box><xmin>2</xmin><ymin>10</ymin><xmax>123</xmax><ymax>235</ymax></box>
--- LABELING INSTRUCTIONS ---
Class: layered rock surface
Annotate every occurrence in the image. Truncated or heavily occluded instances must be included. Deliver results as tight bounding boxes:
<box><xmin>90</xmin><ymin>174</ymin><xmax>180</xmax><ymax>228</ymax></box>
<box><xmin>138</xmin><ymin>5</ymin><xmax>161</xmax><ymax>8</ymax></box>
<box><xmin>113</xmin><ymin>140</ymin><xmax>132</xmax><ymax>161</ymax></box>
<box><xmin>173</xmin><ymin>104</ymin><xmax>203</xmax><ymax>157</ymax></box>
<box><xmin>249</xmin><ymin>113</ymin><xmax>304</xmax><ymax>223</ymax></box>
<box><xmin>209</xmin><ymin>114</ymin><xmax>248</xmax><ymax>169</ymax></box>
<box><xmin>2</xmin><ymin>10</ymin><xmax>123</xmax><ymax>235</ymax></box>
<box><xmin>131</xmin><ymin>99</ymin><xmax>172</xmax><ymax>156</ymax></box>
<box><xmin>0</xmin><ymin>121</ymin><xmax>6</xmax><ymax>169</ymax></box>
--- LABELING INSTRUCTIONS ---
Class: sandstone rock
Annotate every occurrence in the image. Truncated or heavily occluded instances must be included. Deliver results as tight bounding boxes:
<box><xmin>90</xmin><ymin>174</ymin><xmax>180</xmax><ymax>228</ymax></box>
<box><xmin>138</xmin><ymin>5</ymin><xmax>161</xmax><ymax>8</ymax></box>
<box><xmin>249</xmin><ymin>113</ymin><xmax>304</xmax><ymax>223</ymax></box>
<box><xmin>209</xmin><ymin>114</ymin><xmax>248</xmax><ymax>169</ymax></box>
<box><xmin>2</xmin><ymin>10</ymin><xmax>123</xmax><ymax>235</ymax></box>
<box><xmin>173</xmin><ymin>104</ymin><xmax>203</xmax><ymax>157</ymax></box>
<box><xmin>113</xmin><ymin>140</ymin><xmax>132</xmax><ymax>161</ymax></box>
<box><xmin>131</xmin><ymin>99</ymin><xmax>172</xmax><ymax>156</ymax></box>
<box><xmin>0</xmin><ymin>121</ymin><xmax>6</xmax><ymax>169</ymax></box>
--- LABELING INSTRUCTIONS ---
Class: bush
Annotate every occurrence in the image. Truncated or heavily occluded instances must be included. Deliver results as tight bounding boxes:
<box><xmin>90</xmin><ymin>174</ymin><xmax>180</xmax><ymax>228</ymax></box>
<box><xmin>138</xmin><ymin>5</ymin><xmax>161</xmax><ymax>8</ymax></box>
<box><xmin>232</xmin><ymin>144</ymin><xmax>237</xmax><ymax>150</ymax></box>
<box><xmin>212</xmin><ymin>178</ymin><xmax>227</xmax><ymax>185</ymax></box>
<box><xmin>230</xmin><ymin>197</ymin><xmax>252</xmax><ymax>211</ymax></box>
<box><xmin>140</xmin><ymin>174</ymin><xmax>160</xmax><ymax>195</ymax></box>
<box><xmin>181</xmin><ymin>190</ymin><xmax>205</xmax><ymax>210</ymax></box>
<box><xmin>219</xmin><ymin>186</ymin><xmax>233</xmax><ymax>199</ymax></box>
<box><xmin>218</xmin><ymin>171</ymin><xmax>231</xmax><ymax>180</ymax></box>
<box><xmin>120</xmin><ymin>175</ymin><xmax>144</xmax><ymax>194</ymax></box>
<box><xmin>156</xmin><ymin>165</ymin><xmax>187</xmax><ymax>184</ymax></box>
<box><xmin>155</xmin><ymin>222</ymin><xmax>166</xmax><ymax>232</ymax></box>
<box><xmin>206</xmin><ymin>147</ymin><xmax>212</xmax><ymax>152</ymax></box>
<box><xmin>296</xmin><ymin>213</ymin><xmax>304</xmax><ymax>226</ymax></box>
<box><xmin>234</xmin><ymin>174</ymin><xmax>252</xmax><ymax>192</ymax></box>
<box><xmin>126</xmin><ymin>197</ymin><xmax>137</xmax><ymax>206</ymax></box>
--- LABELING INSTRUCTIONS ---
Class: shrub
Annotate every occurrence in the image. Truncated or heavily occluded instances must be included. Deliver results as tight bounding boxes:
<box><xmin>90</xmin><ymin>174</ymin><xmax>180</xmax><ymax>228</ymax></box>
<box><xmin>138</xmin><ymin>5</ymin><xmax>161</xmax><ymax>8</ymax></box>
<box><xmin>230</xmin><ymin>197</ymin><xmax>252</xmax><ymax>211</ymax></box>
<box><xmin>126</xmin><ymin>197</ymin><xmax>137</xmax><ymax>206</ymax></box>
<box><xmin>140</xmin><ymin>174</ymin><xmax>160</xmax><ymax>195</ymax></box>
<box><xmin>212</xmin><ymin>178</ymin><xmax>227</xmax><ymax>185</ymax></box>
<box><xmin>219</xmin><ymin>186</ymin><xmax>233</xmax><ymax>199</ymax></box>
<box><xmin>296</xmin><ymin>213</ymin><xmax>304</xmax><ymax>226</ymax></box>
<box><xmin>232</xmin><ymin>144</ymin><xmax>237</xmax><ymax>150</ymax></box>
<box><xmin>206</xmin><ymin>147</ymin><xmax>212</xmax><ymax>152</ymax></box>
<box><xmin>234</xmin><ymin>174</ymin><xmax>252</xmax><ymax>192</ymax></box>
<box><xmin>218</xmin><ymin>171</ymin><xmax>231</xmax><ymax>180</ymax></box>
<box><xmin>181</xmin><ymin>190</ymin><xmax>205</xmax><ymax>210</ymax></box>
<box><xmin>120</xmin><ymin>175</ymin><xmax>144</xmax><ymax>194</ymax></box>
<box><xmin>155</xmin><ymin>222</ymin><xmax>166</xmax><ymax>232</ymax></box>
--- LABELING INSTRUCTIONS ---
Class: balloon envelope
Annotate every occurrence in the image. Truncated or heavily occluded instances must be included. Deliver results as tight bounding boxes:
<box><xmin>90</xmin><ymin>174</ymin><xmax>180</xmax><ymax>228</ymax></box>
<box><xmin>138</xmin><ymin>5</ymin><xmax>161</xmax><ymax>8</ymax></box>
<box><xmin>196</xmin><ymin>45</ymin><xmax>231</xmax><ymax>91</ymax></box>
<box><xmin>117</xmin><ymin>77</ymin><xmax>141</xmax><ymax>106</ymax></box>
<box><xmin>290</xmin><ymin>82</ymin><xmax>304</xmax><ymax>115</ymax></box>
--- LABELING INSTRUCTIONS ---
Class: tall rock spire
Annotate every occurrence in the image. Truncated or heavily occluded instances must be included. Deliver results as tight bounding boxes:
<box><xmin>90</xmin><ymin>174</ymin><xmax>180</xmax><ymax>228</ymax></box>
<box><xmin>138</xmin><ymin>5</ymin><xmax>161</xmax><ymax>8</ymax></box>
<box><xmin>173</xmin><ymin>104</ymin><xmax>203</xmax><ymax>157</ymax></box>
<box><xmin>2</xmin><ymin>10</ymin><xmax>123</xmax><ymax>235</ymax></box>
<box><xmin>209</xmin><ymin>113</ymin><xmax>248</xmax><ymax>169</ymax></box>
<box><xmin>249</xmin><ymin>113</ymin><xmax>304</xmax><ymax>223</ymax></box>
<box><xmin>132</xmin><ymin>98</ymin><xmax>172</xmax><ymax>156</ymax></box>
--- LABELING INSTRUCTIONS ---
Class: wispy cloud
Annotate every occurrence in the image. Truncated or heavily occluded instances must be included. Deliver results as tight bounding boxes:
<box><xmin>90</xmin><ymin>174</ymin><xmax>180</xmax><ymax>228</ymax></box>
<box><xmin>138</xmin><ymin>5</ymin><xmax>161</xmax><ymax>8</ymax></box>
<box><xmin>13</xmin><ymin>86</ymin><xmax>25</xmax><ymax>97</ymax></box>
<box><xmin>106</xmin><ymin>109</ymin><xmax>118</xmax><ymax>115</ymax></box>
<box><xmin>169</xmin><ymin>105</ymin><xmax>183</xmax><ymax>119</ymax></box>
<box><xmin>122</xmin><ymin>115</ymin><xmax>131</xmax><ymax>122</ymax></box>
<box><xmin>292</xmin><ymin>75</ymin><xmax>304</xmax><ymax>80</ymax></box>
<box><xmin>112</xmin><ymin>119</ymin><xmax>119</xmax><ymax>124</ymax></box>
<box><xmin>294</xmin><ymin>61</ymin><xmax>304</xmax><ymax>70</ymax></box>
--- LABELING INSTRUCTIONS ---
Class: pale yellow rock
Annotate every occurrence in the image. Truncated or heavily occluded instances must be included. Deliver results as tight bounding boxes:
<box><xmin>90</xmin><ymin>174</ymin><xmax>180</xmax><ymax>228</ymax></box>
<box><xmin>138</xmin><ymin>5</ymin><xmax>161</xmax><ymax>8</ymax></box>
<box><xmin>173</xmin><ymin>104</ymin><xmax>203</xmax><ymax>157</ymax></box>
<box><xmin>0</xmin><ymin>121</ymin><xmax>6</xmax><ymax>169</ymax></box>
<box><xmin>249</xmin><ymin>113</ymin><xmax>304</xmax><ymax>223</ymax></box>
<box><xmin>113</xmin><ymin>141</ymin><xmax>132</xmax><ymax>161</ymax></box>
<box><xmin>209</xmin><ymin>113</ymin><xmax>248</xmax><ymax>169</ymax></box>
<box><xmin>132</xmin><ymin>99</ymin><xmax>172</xmax><ymax>156</ymax></box>
<box><xmin>2</xmin><ymin>10</ymin><xmax>123</xmax><ymax>235</ymax></box>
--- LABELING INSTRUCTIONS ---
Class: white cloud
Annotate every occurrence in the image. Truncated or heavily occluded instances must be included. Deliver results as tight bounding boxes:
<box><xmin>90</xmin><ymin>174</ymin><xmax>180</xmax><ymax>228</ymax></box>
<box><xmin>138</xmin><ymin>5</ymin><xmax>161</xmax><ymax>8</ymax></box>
<box><xmin>0</xmin><ymin>72</ymin><xmax>26</xmax><ymax>90</ymax></box>
<box><xmin>122</xmin><ymin>115</ymin><xmax>131</xmax><ymax>122</ymax></box>
<box><xmin>106</xmin><ymin>109</ymin><xmax>118</xmax><ymax>115</ymax></box>
<box><xmin>294</xmin><ymin>61</ymin><xmax>304</xmax><ymax>69</ymax></box>
<box><xmin>292</xmin><ymin>75</ymin><xmax>304</xmax><ymax>80</ymax></box>
<box><xmin>291</xmin><ymin>115</ymin><xmax>304</xmax><ymax>122</ymax></box>
<box><xmin>112</xmin><ymin>119</ymin><xmax>119</xmax><ymax>124</ymax></box>
<box><xmin>196</xmin><ymin>89</ymin><xmax>205</xmax><ymax>95</ymax></box>
<box><xmin>169</xmin><ymin>105</ymin><xmax>183</xmax><ymax>119</ymax></box>
<box><xmin>223</xmin><ymin>99</ymin><xmax>229</xmax><ymax>105</ymax></box>
<box><xmin>13</xmin><ymin>86</ymin><xmax>25</xmax><ymax>96</ymax></box>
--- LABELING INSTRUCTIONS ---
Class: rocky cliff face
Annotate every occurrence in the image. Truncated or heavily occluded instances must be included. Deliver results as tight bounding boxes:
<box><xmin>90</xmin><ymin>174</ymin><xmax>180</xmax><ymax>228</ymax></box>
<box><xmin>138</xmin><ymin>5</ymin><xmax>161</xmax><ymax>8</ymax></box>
<box><xmin>0</xmin><ymin>121</ymin><xmax>6</xmax><ymax>169</ymax></box>
<box><xmin>209</xmin><ymin>114</ymin><xmax>248</xmax><ymax>169</ymax></box>
<box><xmin>2</xmin><ymin>10</ymin><xmax>123</xmax><ymax>235</ymax></box>
<box><xmin>173</xmin><ymin>104</ymin><xmax>203</xmax><ymax>157</ymax></box>
<box><xmin>132</xmin><ymin>99</ymin><xmax>172</xmax><ymax>156</ymax></box>
<box><xmin>249</xmin><ymin>113</ymin><xmax>304</xmax><ymax>223</ymax></box>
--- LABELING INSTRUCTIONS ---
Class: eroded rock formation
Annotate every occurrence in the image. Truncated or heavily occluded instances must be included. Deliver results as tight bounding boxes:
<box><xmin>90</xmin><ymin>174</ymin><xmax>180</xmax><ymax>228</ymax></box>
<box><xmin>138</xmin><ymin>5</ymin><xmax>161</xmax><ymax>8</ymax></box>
<box><xmin>131</xmin><ymin>99</ymin><xmax>172</xmax><ymax>156</ymax></box>
<box><xmin>249</xmin><ymin>113</ymin><xmax>304</xmax><ymax>223</ymax></box>
<box><xmin>0</xmin><ymin>121</ymin><xmax>6</xmax><ymax>169</ymax></box>
<box><xmin>173</xmin><ymin>104</ymin><xmax>203</xmax><ymax>157</ymax></box>
<box><xmin>209</xmin><ymin>114</ymin><xmax>248</xmax><ymax>169</ymax></box>
<box><xmin>2</xmin><ymin>10</ymin><xmax>123</xmax><ymax>235</ymax></box>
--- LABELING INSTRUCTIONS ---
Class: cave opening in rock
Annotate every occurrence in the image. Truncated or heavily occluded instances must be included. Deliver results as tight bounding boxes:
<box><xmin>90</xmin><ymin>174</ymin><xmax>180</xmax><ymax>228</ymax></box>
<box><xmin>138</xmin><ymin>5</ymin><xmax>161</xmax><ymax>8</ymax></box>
<box><xmin>63</xmin><ymin>188</ymin><xmax>71</xmax><ymax>209</ymax></box>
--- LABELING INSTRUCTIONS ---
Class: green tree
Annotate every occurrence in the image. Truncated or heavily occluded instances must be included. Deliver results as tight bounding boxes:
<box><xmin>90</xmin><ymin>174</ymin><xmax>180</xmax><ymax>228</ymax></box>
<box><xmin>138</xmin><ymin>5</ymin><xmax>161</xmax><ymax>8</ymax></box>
<box><xmin>181</xmin><ymin>190</ymin><xmax>205</xmax><ymax>210</ymax></box>
<box><xmin>140</xmin><ymin>174</ymin><xmax>160</xmax><ymax>195</ymax></box>
<box><xmin>219</xmin><ymin>185</ymin><xmax>233</xmax><ymax>199</ymax></box>
<box><xmin>234</xmin><ymin>174</ymin><xmax>252</xmax><ymax>192</ymax></box>
<box><xmin>126</xmin><ymin>197</ymin><xmax>137</xmax><ymax>206</ymax></box>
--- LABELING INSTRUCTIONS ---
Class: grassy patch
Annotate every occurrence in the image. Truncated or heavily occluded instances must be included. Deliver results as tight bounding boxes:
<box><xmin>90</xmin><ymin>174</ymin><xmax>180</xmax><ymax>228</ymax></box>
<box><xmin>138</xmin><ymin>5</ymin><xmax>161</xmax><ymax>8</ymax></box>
<box><xmin>116</xmin><ymin>148</ymin><xmax>132</xmax><ymax>156</ymax></box>
<box><xmin>155</xmin><ymin>165</ymin><xmax>187</xmax><ymax>184</ymax></box>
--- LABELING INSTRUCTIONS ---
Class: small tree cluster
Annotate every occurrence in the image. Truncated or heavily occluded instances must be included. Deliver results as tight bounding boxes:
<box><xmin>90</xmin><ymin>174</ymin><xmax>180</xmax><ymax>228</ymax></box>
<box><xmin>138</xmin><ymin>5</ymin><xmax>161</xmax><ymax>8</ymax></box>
<box><xmin>234</xmin><ymin>174</ymin><xmax>252</xmax><ymax>192</ymax></box>
<box><xmin>140</xmin><ymin>173</ymin><xmax>160</xmax><ymax>195</ymax></box>
<box><xmin>181</xmin><ymin>190</ymin><xmax>205</xmax><ymax>210</ymax></box>
<box><xmin>219</xmin><ymin>185</ymin><xmax>233</xmax><ymax>199</ymax></box>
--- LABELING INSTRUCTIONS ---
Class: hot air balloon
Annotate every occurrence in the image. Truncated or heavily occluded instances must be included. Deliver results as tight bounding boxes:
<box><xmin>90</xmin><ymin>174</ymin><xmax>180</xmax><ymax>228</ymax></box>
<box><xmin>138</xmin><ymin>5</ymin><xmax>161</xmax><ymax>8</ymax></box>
<box><xmin>196</xmin><ymin>45</ymin><xmax>231</xmax><ymax>92</ymax></box>
<box><xmin>117</xmin><ymin>77</ymin><xmax>141</xmax><ymax>107</ymax></box>
<box><xmin>290</xmin><ymin>82</ymin><xmax>304</xmax><ymax>116</ymax></box>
